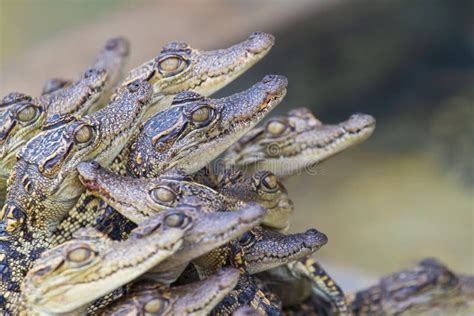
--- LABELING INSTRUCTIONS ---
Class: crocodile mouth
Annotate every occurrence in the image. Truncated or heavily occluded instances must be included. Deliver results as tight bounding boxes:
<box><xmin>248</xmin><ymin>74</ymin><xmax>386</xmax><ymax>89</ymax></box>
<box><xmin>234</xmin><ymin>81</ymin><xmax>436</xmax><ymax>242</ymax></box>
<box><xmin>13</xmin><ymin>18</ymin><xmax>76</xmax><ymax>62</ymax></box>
<box><xmin>245</xmin><ymin>231</ymin><xmax>328</xmax><ymax>273</ymax></box>
<box><xmin>80</xmin><ymin>177</ymin><xmax>156</xmax><ymax>221</ymax></box>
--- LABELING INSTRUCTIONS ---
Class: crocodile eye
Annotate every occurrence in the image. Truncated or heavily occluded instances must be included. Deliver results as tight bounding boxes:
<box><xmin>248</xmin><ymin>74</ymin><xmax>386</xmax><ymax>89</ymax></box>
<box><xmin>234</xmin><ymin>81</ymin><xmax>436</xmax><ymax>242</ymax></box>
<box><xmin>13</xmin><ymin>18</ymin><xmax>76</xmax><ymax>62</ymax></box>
<box><xmin>239</xmin><ymin>231</ymin><xmax>255</xmax><ymax>247</ymax></box>
<box><xmin>266</xmin><ymin>120</ymin><xmax>287</xmax><ymax>136</ymax></box>
<box><xmin>158</xmin><ymin>56</ymin><xmax>186</xmax><ymax>74</ymax></box>
<box><xmin>144</xmin><ymin>297</ymin><xmax>169</xmax><ymax>314</ymax></box>
<box><xmin>150</xmin><ymin>186</ymin><xmax>176</xmax><ymax>204</ymax></box>
<box><xmin>66</xmin><ymin>245</ymin><xmax>93</xmax><ymax>263</ymax></box>
<box><xmin>191</xmin><ymin>106</ymin><xmax>214</xmax><ymax>124</ymax></box>
<box><xmin>17</xmin><ymin>104</ymin><xmax>39</xmax><ymax>123</ymax></box>
<box><xmin>164</xmin><ymin>213</ymin><xmax>192</xmax><ymax>228</ymax></box>
<box><xmin>260</xmin><ymin>173</ymin><xmax>278</xmax><ymax>193</ymax></box>
<box><xmin>74</xmin><ymin>125</ymin><xmax>95</xmax><ymax>144</ymax></box>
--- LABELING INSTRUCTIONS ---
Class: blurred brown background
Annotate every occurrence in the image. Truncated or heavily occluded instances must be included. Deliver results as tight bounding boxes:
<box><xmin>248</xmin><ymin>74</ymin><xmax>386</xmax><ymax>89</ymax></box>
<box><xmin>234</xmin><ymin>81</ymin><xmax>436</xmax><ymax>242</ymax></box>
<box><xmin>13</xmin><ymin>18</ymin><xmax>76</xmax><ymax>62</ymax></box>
<box><xmin>1</xmin><ymin>0</ymin><xmax>472</xmax><ymax>291</ymax></box>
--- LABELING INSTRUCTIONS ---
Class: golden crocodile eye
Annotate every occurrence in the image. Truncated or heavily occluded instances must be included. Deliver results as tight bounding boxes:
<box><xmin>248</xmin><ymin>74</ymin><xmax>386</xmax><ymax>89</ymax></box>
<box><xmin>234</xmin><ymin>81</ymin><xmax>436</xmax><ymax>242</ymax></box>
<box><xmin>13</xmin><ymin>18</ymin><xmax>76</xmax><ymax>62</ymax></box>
<box><xmin>164</xmin><ymin>213</ymin><xmax>191</xmax><ymax>228</ymax></box>
<box><xmin>266</xmin><ymin>120</ymin><xmax>287</xmax><ymax>136</ymax></box>
<box><xmin>239</xmin><ymin>231</ymin><xmax>255</xmax><ymax>247</ymax></box>
<box><xmin>144</xmin><ymin>297</ymin><xmax>169</xmax><ymax>314</ymax></box>
<box><xmin>158</xmin><ymin>56</ymin><xmax>186</xmax><ymax>74</ymax></box>
<box><xmin>74</xmin><ymin>125</ymin><xmax>94</xmax><ymax>144</ymax></box>
<box><xmin>66</xmin><ymin>245</ymin><xmax>93</xmax><ymax>263</ymax></box>
<box><xmin>17</xmin><ymin>105</ymin><xmax>38</xmax><ymax>123</ymax></box>
<box><xmin>191</xmin><ymin>106</ymin><xmax>214</xmax><ymax>123</ymax></box>
<box><xmin>260</xmin><ymin>173</ymin><xmax>278</xmax><ymax>192</ymax></box>
<box><xmin>151</xmin><ymin>186</ymin><xmax>176</xmax><ymax>204</ymax></box>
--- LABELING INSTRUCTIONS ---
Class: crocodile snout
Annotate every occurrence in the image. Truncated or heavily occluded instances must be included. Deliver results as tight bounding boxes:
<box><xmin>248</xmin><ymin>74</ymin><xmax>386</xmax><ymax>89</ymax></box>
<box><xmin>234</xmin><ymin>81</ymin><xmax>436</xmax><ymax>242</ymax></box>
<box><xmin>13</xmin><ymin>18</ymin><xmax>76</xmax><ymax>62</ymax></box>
<box><xmin>246</xmin><ymin>32</ymin><xmax>275</xmax><ymax>54</ymax></box>
<box><xmin>303</xmin><ymin>228</ymin><xmax>328</xmax><ymax>248</ymax></box>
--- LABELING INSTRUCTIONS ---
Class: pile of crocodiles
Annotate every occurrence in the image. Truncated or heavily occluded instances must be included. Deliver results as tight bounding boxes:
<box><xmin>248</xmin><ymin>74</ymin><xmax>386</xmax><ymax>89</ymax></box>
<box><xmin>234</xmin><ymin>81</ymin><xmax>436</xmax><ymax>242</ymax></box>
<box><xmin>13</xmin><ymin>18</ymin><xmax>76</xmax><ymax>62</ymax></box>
<box><xmin>0</xmin><ymin>33</ymin><xmax>472</xmax><ymax>315</ymax></box>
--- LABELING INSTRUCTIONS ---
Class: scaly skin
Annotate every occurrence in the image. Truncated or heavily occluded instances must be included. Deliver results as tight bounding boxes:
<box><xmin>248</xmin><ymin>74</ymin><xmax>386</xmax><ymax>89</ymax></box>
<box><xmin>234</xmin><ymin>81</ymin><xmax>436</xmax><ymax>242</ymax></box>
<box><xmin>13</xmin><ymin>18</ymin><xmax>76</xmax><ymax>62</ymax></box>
<box><xmin>0</xmin><ymin>37</ymin><xmax>129</xmax><ymax>184</ymax></box>
<box><xmin>289</xmin><ymin>258</ymin><xmax>348</xmax><ymax>314</ymax></box>
<box><xmin>0</xmin><ymin>80</ymin><xmax>152</xmax><ymax>315</ymax></box>
<box><xmin>51</xmin><ymin>163</ymin><xmax>238</xmax><ymax>244</ymax></box>
<box><xmin>0</xmin><ymin>68</ymin><xmax>107</xmax><ymax>182</ymax></box>
<box><xmin>283</xmin><ymin>258</ymin><xmax>474</xmax><ymax>315</ymax></box>
<box><xmin>223</xmin><ymin>107</ymin><xmax>376</xmax><ymax>176</ymax></box>
<box><xmin>76</xmin><ymin>161</ymin><xmax>325</xmax><ymax>280</ymax></box>
<box><xmin>78</xmin><ymin>163</ymin><xmax>239</xmax><ymax>222</ymax></box>
<box><xmin>50</xmin><ymin>75</ymin><xmax>286</xmax><ymax>246</ymax></box>
<box><xmin>348</xmin><ymin>258</ymin><xmax>474</xmax><ymax>315</ymax></box>
<box><xmin>209</xmin><ymin>228</ymin><xmax>327</xmax><ymax>315</ymax></box>
<box><xmin>120</xmin><ymin>32</ymin><xmax>275</xmax><ymax>114</ymax></box>
<box><xmin>217</xmin><ymin>169</ymin><xmax>294</xmax><ymax>231</ymax></box>
<box><xmin>128</xmin><ymin>75</ymin><xmax>288</xmax><ymax>177</ymax></box>
<box><xmin>235</xmin><ymin>226</ymin><xmax>327</xmax><ymax>275</ymax></box>
<box><xmin>20</xmin><ymin>210</ymin><xmax>187</xmax><ymax>315</ymax></box>
<box><xmin>193</xmin><ymin>225</ymin><xmax>327</xmax><ymax>280</ymax></box>
<box><xmin>211</xmin><ymin>242</ymin><xmax>282</xmax><ymax>316</ymax></box>
<box><xmin>77</xmin><ymin>161</ymin><xmax>267</xmax><ymax>283</ymax></box>
<box><xmin>101</xmin><ymin>267</ymin><xmax>240</xmax><ymax>316</ymax></box>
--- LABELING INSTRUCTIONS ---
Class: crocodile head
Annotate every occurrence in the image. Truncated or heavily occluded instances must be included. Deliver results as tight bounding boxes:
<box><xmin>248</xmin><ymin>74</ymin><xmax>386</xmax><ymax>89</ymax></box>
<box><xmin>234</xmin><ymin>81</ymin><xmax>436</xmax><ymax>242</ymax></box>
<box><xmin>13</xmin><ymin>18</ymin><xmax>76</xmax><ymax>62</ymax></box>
<box><xmin>128</xmin><ymin>74</ymin><xmax>288</xmax><ymax>177</ymax></box>
<box><xmin>1</xmin><ymin>80</ymin><xmax>152</xmax><ymax>236</ymax></box>
<box><xmin>0</xmin><ymin>93</ymin><xmax>45</xmax><ymax>179</ymax></box>
<box><xmin>43</xmin><ymin>67</ymin><xmax>108</xmax><ymax>120</ymax></box>
<box><xmin>218</xmin><ymin>169</ymin><xmax>294</xmax><ymax>231</ymax></box>
<box><xmin>122</xmin><ymin>32</ymin><xmax>275</xmax><ymax>109</ymax></box>
<box><xmin>223</xmin><ymin>107</ymin><xmax>376</xmax><ymax>176</ymax></box>
<box><xmin>77</xmin><ymin>162</ymin><xmax>266</xmax><ymax>280</ymax></box>
<box><xmin>103</xmin><ymin>267</ymin><xmax>240</xmax><ymax>315</ymax></box>
<box><xmin>350</xmin><ymin>258</ymin><xmax>473</xmax><ymax>315</ymax></box>
<box><xmin>236</xmin><ymin>226</ymin><xmax>328</xmax><ymax>274</ymax></box>
<box><xmin>0</xmin><ymin>69</ymin><xmax>108</xmax><ymax>181</ymax></box>
<box><xmin>77</xmin><ymin>162</ymin><xmax>239</xmax><ymax>223</ymax></box>
<box><xmin>21</xmin><ymin>210</ymin><xmax>187</xmax><ymax>315</ymax></box>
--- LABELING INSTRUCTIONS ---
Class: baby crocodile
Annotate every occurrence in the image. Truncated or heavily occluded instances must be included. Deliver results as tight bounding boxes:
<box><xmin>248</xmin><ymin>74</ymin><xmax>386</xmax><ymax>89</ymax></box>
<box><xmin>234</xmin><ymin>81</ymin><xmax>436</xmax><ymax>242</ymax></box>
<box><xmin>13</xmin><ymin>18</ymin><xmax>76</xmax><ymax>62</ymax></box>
<box><xmin>349</xmin><ymin>257</ymin><xmax>474</xmax><ymax>315</ymax></box>
<box><xmin>127</xmin><ymin>75</ymin><xmax>288</xmax><ymax>177</ymax></box>
<box><xmin>21</xmin><ymin>205</ymin><xmax>263</xmax><ymax>314</ymax></box>
<box><xmin>0</xmin><ymin>68</ymin><xmax>107</xmax><ymax>182</ymax></box>
<box><xmin>223</xmin><ymin>107</ymin><xmax>376</xmax><ymax>176</ymax></box>
<box><xmin>284</xmin><ymin>258</ymin><xmax>474</xmax><ymax>315</ymax></box>
<box><xmin>76</xmin><ymin>161</ymin><xmax>327</xmax><ymax>281</ymax></box>
<box><xmin>101</xmin><ymin>267</ymin><xmax>240</xmax><ymax>315</ymax></box>
<box><xmin>51</xmin><ymin>75</ymin><xmax>286</xmax><ymax>244</ymax></box>
<box><xmin>120</xmin><ymin>32</ymin><xmax>275</xmax><ymax>113</ymax></box>
<box><xmin>0</xmin><ymin>80</ymin><xmax>152</xmax><ymax>315</ymax></box>
<box><xmin>20</xmin><ymin>210</ymin><xmax>187</xmax><ymax>315</ymax></box>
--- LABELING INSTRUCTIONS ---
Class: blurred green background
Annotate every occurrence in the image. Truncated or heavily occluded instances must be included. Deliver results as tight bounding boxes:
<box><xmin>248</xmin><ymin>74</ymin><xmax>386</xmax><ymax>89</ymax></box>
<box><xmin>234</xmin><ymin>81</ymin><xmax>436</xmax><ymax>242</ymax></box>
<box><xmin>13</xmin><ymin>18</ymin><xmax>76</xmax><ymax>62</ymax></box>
<box><xmin>1</xmin><ymin>0</ymin><xmax>472</xmax><ymax>290</ymax></box>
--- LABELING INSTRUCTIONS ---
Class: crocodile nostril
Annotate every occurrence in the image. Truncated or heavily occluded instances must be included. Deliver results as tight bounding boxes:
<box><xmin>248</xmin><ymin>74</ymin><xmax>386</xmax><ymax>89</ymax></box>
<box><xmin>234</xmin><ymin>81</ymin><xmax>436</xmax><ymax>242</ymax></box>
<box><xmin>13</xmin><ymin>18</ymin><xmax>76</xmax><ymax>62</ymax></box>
<box><xmin>84</xmin><ymin>68</ymin><xmax>95</xmax><ymax>78</ymax></box>
<box><xmin>262</xmin><ymin>75</ymin><xmax>276</xmax><ymax>83</ymax></box>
